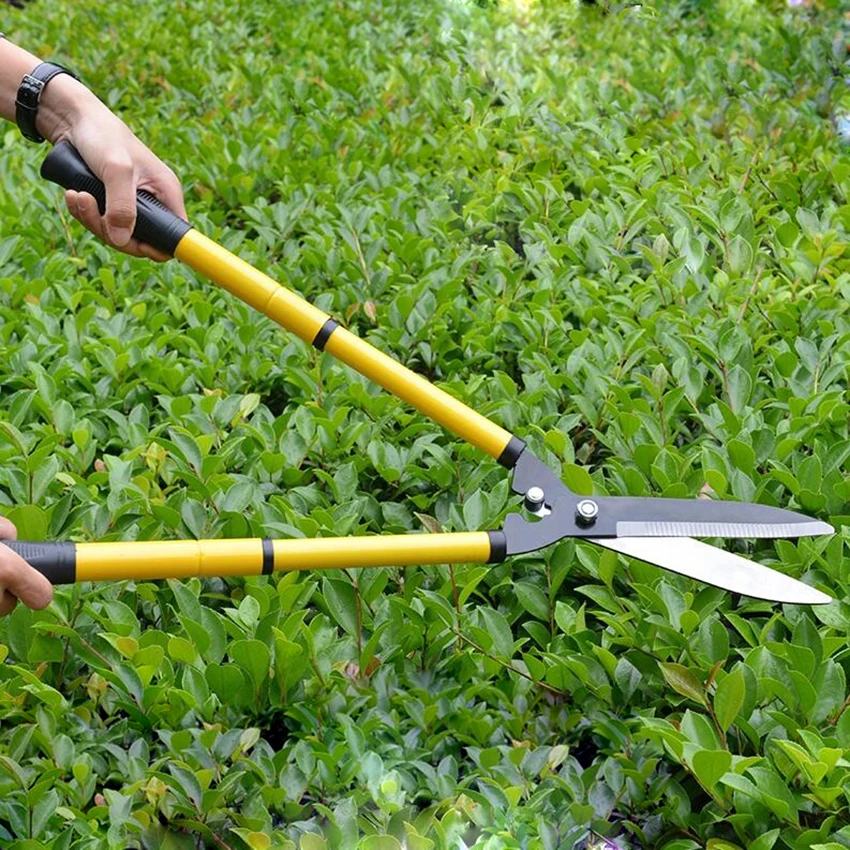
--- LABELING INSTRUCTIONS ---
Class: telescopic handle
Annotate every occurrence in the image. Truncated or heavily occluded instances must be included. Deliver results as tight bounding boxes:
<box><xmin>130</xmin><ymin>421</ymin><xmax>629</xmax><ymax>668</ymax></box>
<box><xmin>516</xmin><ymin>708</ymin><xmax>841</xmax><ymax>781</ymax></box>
<box><xmin>40</xmin><ymin>141</ymin><xmax>192</xmax><ymax>256</ymax></box>
<box><xmin>3</xmin><ymin>534</ymin><xmax>501</xmax><ymax>585</ymax></box>
<box><xmin>41</xmin><ymin>143</ymin><xmax>523</xmax><ymax>465</ymax></box>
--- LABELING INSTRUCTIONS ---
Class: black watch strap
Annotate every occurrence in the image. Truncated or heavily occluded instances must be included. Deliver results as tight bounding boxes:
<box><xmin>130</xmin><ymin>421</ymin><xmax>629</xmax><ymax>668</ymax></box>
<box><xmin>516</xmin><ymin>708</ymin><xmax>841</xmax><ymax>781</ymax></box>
<box><xmin>15</xmin><ymin>62</ymin><xmax>79</xmax><ymax>144</ymax></box>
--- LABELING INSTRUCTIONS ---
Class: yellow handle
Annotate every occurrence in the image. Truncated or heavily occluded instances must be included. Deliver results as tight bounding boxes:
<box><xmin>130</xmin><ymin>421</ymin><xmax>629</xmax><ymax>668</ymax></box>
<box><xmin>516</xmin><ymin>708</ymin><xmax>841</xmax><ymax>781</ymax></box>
<box><xmin>74</xmin><ymin>533</ymin><xmax>493</xmax><ymax>582</ymax></box>
<box><xmin>174</xmin><ymin>230</ymin><xmax>520</xmax><ymax>464</ymax></box>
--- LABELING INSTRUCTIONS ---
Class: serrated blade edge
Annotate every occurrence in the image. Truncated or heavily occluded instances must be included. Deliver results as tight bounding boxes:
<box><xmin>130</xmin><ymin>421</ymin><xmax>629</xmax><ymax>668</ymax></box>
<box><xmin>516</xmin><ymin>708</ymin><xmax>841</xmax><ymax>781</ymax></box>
<box><xmin>590</xmin><ymin>536</ymin><xmax>832</xmax><ymax>605</ymax></box>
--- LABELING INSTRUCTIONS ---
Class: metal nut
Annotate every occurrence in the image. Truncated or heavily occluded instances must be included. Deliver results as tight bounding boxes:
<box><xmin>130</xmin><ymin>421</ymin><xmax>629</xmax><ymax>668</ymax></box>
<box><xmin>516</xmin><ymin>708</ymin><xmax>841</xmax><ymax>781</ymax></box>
<box><xmin>576</xmin><ymin>499</ymin><xmax>599</xmax><ymax>526</ymax></box>
<box><xmin>524</xmin><ymin>486</ymin><xmax>545</xmax><ymax>512</ymax></box>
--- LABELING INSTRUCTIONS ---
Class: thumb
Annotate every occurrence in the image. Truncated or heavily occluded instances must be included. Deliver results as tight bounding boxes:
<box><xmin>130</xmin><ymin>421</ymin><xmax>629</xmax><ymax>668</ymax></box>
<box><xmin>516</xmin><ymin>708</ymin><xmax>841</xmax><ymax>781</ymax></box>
<box><xmin>101</xmin><ymin>157</ymin><xmax>137</xmax><ymax>247</ymax></box>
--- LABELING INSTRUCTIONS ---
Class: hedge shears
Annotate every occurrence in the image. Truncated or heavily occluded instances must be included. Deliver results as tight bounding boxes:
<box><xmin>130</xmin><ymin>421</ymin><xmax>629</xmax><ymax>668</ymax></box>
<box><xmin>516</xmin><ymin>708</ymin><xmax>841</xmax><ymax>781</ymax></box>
<box><xmin>4</xmin><ymin>141</ymin><xmax>834</xmax><ymax>606</ymax></box>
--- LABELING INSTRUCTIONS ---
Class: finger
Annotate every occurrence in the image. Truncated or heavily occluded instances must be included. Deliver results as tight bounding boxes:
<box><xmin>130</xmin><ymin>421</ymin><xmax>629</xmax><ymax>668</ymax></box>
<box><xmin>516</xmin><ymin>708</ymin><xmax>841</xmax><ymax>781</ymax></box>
<box><xmin>0</xmin><ymin>544</ymin><xmax>53</xmax><ymax>610</ymax></box>
<box><xmin>0</xmin><ymin>589</ymin><xmax>18</xmax><ymax>617</ymax></box>
<box><xmin>71</xmin><ymin>192</ymin><xmax>150</xmax><ymax>259</ymax></box>
<box><xmin>152</xmin><ymin>168</ymin><xmax>187</xmax><ymax>220</ymax></box>
<box><xmin>136</xmin><ymin>242</ymin><xmax>171</xmax><ymax>263</ymax></box>
<box><xmin>101</xmin><ymin>157</ymin><xmax>137</xmax><ymax>248</ymax></box>
<box><xmin>68</xmin><ymin>190</ymin><xmax>106</xmax><ymax>238</ymax></box>
<box><xmin>0</xmin><ymin>517</ymin><xmax>18</xmax><ymax>541</ymax></box>
<box><xmin>65</xmin><ymin>189</ymin><xmax>81</xmax><ymax>219</ymax></box>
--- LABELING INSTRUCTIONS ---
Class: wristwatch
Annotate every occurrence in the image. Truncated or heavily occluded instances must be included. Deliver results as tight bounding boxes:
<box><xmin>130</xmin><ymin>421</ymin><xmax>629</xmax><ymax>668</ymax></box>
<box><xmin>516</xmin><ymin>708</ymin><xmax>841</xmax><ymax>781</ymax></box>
<box><xmin>15</xmin><ymin>61</ymin><xmax>79</xmax><ymax>144</ymax></box>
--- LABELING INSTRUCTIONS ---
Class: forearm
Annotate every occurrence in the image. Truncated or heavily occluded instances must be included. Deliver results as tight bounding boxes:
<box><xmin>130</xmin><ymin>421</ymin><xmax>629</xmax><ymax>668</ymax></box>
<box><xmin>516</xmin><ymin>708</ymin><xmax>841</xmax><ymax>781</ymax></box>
<box><xmin>0</xmin><ymin>36</ymin><xmax>97</xmax><ymax>142</ymax></box>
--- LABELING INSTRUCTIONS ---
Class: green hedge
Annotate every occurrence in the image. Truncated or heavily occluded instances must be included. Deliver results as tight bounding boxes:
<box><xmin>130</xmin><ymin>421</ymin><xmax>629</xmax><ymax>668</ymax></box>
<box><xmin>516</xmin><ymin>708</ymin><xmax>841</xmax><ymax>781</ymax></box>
<box><xmin>0</xmin><ymin>1</ymin><xmax>848</xmax><ymax>848</ymax></box>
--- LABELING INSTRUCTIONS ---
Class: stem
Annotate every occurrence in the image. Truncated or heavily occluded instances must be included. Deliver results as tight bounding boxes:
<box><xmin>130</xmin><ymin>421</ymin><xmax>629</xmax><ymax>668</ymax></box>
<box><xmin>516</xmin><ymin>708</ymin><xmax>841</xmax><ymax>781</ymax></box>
<box><xmin>829</xmin><ymin>693</ymin><xmax>850</xmax><ymax>725</ymax></box>
<box><xmin>453</xmin><ymin>625</ymin><xmax>567</xmax><ymax>698</ymax></box>
<box><xmin>350</xmin><ymin>228</ymin><xmax>372</xmax><ymax>287</ymax></box>
<box><xmin>736</xmin><ymin>269</ymin><xmax>763</xmax><ymax>324</ymax></box>
<box><xmin>449</xmin><ymin>564</ymin><xmax>460</xmax><ymax>613</ymax></box>
<box><xmin>55</xmin><ymin>199</ymin><xmax>79</xmax><ymax>258</ymax></box>
<box><xmin>352</xmin><ymin>574</ymin><xmax>363</xmax><ymax>659</ymax></box>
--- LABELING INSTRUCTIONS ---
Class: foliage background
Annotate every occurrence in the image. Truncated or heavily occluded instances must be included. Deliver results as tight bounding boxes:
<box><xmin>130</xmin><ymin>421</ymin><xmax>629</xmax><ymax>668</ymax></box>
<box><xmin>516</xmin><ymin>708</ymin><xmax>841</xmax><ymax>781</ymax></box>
<box><xmin>0</xmin><ymin>0</ymin><xmax>849</xmax><ymax>848</ymax></box>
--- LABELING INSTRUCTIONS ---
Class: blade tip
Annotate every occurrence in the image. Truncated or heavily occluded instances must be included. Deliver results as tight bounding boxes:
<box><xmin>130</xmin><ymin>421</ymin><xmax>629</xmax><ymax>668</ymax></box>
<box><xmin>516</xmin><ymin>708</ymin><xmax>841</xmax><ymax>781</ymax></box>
<box><xmin>784</xmin><ymin>587</ymin><xmax>833</xmax><ymax>606</ymax></box>
<box><xmin>808</xmin><ymin>589</ymin><xmax>834</xmax><ymax>606</ymax></box>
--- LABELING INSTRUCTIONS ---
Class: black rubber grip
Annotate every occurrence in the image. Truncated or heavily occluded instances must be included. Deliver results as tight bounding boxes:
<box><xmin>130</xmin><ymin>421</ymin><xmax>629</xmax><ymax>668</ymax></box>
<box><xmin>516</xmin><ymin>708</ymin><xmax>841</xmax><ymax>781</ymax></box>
<box><xmin>40</xmin><ymin>141</ymin><xmax>192</xmax><ymax>256</ymax></box>
<box><xmin>2</xmin><ymin>541</ymin><xmax>77</xmax><ymax>585</ymax></box>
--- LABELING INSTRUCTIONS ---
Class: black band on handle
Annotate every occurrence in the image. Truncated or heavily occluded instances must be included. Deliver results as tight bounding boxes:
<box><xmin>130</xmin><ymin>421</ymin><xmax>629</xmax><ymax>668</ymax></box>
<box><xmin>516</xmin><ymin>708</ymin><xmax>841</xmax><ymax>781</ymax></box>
<box><xmin>497</xmin><ymin>436</ymin><xmax>526</xmax><ymax>469</ymax></box>
<box><xmin>312</xmin><ymin>318</ymin><xmax>339</xmax><ymax>351</ymax></box>
<box><xmin>2</xmin><ymin>541</ymin><xmax>77</xmax><ymax>585</ymax></box>
<box><xmin>487</xmin><ymin>531</ymin><xmax>507</xmax><ymax>564</ymax></box>
<box><xmin>261</xmin><ymin>538</ymin><xmax>274</xmax><ymax>575</ymax></box>
<box><xmin>40</xmin><ymin>141</ymin><xmax>192</xmax><ymax>256</ymax></box>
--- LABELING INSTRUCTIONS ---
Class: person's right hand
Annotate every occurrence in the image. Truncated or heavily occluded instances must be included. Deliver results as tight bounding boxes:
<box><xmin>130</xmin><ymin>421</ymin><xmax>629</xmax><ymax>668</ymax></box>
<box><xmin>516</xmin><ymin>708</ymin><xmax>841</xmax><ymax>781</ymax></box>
<box><xmin>0</xmin><ymin>517</ymin><xmax>53</xmax><ymax>616</ymax></box>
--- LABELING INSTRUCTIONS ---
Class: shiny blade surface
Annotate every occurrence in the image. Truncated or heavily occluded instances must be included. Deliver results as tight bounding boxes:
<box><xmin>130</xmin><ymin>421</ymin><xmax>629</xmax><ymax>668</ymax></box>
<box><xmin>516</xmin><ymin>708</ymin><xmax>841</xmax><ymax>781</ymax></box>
<box><xmin>594</xmin><ymin>496</ymin><xmax>834</xmax><ymax>539</ymax></box>
<box><xmin>590</xmin><ymin>536</ymin><xmax>832</xmax><ymax>604</ymax></box>
<box><xmin>616</xmin><ymin>519</ymin><xmax>834</xmax><ymax>538</ymax></box>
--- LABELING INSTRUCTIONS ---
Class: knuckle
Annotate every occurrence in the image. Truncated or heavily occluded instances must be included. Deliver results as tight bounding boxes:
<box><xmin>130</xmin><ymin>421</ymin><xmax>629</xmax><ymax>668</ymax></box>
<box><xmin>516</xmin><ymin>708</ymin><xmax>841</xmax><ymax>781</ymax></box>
<box><xmin>103</xmin><ymin>156</ymin><xmax>134</xmax><ymax>178</ymax></box>
<box><xmin>106</xmin><ymin>204</ymin><xmax>135</xmax><ymax>223</ymax></box>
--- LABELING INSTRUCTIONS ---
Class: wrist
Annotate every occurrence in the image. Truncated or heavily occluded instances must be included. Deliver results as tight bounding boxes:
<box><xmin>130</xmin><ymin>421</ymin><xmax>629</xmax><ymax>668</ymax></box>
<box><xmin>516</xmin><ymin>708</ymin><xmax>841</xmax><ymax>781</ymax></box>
<box><xmin>35</xmin><ymin>74</ymin><xmax>95</xmax><ymax>143</ymax></box>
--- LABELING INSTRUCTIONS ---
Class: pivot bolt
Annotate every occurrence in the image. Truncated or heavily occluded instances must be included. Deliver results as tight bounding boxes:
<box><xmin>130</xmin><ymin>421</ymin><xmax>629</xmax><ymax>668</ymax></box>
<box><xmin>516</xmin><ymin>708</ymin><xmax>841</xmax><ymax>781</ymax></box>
<box><xmin>524</xmin><ymin>486</ymin><xmax>546</xmax><ymax>513</ymax></box>
<box><xmin>576</xmin><ymin>499</ymin><xmax>599</xmax><ymax>526</ymax></box>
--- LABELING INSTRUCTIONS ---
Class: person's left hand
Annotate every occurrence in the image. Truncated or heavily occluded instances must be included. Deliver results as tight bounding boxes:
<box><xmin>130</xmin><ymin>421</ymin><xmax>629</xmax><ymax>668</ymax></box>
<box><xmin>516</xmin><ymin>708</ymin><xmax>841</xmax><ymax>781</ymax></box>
<box><xmin>37</xmin><ymin>74</ymin><xmax>187</xmax><ymax>262</ymax></box>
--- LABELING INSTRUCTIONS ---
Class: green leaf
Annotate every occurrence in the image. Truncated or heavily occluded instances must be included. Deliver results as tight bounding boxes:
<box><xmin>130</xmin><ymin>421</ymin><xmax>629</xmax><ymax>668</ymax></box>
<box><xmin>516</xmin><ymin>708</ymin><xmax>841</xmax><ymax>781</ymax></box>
<box><xmin>3</xmin><ymin>505</ymin><xmax>48</xmax><ymax>541</ymax></box>
<box><xmin>692</xmin><ymin>749</ymin><xmax>732</xmax><ymax>791</ymax></box>
<box><xmin>680</xmin><ymin>710</ymin><xmax>722</xmax><ymax>750</ymax></box>
<box><xmin>301</xmin><ymin>835</ymin><xmax>328</xmax><ymax>850</ymax></box>
<box><xmin>660</xmin><ymin>663</ymin><xmax>706</xmax><ymax>705</ymax></box>
<box><xmin>726</xmin><ymin>365</ymin><xmax>753</xmax><ymax>413</ymax></box>
<box><xmin>360</xmin><ymin>837</ymin><xmax>403</xmax><ymax>850</ymax></box>
<box><xmin>462</xmin><ymin>489</ymin><xmax>488</xmax><ymax>530</ymax></box>
<box><xmin>168</xmin><ymin>636</ymin><xmax>197</xmax><ymax>665</ymax></box>
<box><xmin>229</xmin><ymin>639</ymin><xmax>271</xmax><ymax>690</ymax></box>
<box><xmin>514</xmin><ymin>582</ymin><xmax>549</xmax><ymax>621</ymax></box>
<box><xmin>727</xmin><ymin>235</ymin><xmax>753</xmax><ymax>275</ymax></box>
<box><xmin>749</xmin><ymin>830</ymin><xmax>780</xmax><ymax>850</ymax></box>
<box><xmin>478</xmin><ymin>608</ymin><xmax>514</xmax><ymax>658</ymax></box>
<box><xmin>561</xmin><ymin>464</ymin><xmax>593</xmax><ymax>496</ymax></box>
<box><xmin>205</xmin><ymin>663</ymin><xmax>246</xmax><ymax>701</ymax></box>
<box><xmin>615</xmin><ymin>657</ymin><xmax>641</xmax><ymax>701</ymax></box>
<box><xmin>714</xmin><ymin>666</ymin><xmax>746</xmax><ymax>731</ymax></box>
<box><xmin>322</xmin><ymin>578</ymin><xmax>359</xmax><ymax>636</ymax></box>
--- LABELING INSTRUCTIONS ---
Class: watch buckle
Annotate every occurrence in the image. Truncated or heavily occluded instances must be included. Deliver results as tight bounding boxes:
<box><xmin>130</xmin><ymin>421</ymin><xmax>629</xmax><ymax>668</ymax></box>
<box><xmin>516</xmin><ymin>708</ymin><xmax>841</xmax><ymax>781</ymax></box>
<box><xmin>22</xmin><ymin>74</ymin><xmax>46</xmax><ymax>93</ymax></box>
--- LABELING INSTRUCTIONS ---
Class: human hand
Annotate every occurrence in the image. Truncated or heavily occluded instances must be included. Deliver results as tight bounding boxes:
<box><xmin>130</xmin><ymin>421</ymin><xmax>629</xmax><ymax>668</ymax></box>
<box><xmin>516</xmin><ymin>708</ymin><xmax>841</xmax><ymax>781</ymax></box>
<box><xmin>37</xmin><ymin>74</ymin><xmax>187</xmax><ymax>262</ymax></box>
<box><xmin>0</xmin><ymin>517</ymin><xmax>53</xmax><ymax>616</ymax></box>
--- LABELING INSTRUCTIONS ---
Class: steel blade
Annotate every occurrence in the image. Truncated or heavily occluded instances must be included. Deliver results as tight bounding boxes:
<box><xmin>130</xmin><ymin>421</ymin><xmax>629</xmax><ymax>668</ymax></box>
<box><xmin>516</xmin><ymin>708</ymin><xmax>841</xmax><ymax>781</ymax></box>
<box><xmin>590</xmin><ymin>536</ymin><xmax>832</xmax><ymax>604</ymax></box>
<box><xmin>616</xmin><ymin>520</ymin><xmax>834</xmax><ymax>538</ymax></box>
<box><xmin>587</xmin><ymin>495</ymin><xmax>834</xmax><ymax>539</ymax></box>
